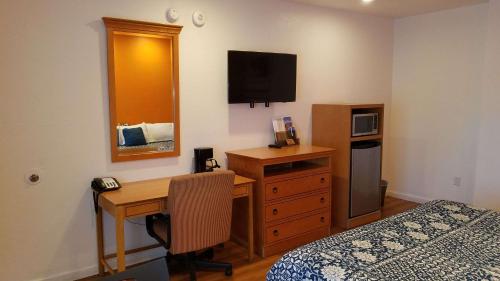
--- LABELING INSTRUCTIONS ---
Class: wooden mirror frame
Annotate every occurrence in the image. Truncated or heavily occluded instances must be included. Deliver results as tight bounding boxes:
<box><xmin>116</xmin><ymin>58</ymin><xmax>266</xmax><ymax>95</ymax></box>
<box><xmin>103</xmin><ymin>17</ymin><xmax>182</xmax><ymax>162</ymax></box>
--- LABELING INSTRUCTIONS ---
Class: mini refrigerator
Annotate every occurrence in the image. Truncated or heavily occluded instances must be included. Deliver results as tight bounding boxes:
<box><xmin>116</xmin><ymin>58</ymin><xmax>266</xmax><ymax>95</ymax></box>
<box><xmin>350</xmin><ymin>142</ymin><xmax>381</xmax><ymax>218</ymax></box>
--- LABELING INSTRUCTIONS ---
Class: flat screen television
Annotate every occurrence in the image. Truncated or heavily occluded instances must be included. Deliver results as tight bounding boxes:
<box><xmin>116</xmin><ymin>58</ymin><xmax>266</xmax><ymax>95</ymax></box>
<box><xmin>228</xmin><ymin>50</ymin><xmax>297</xmax><ymax>107</ymax></box>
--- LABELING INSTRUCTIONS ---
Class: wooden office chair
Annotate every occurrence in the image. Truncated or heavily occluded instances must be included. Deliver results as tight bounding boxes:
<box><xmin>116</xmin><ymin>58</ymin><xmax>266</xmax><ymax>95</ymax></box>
<box><xmin>146</xmin><ymin>170</ymin><xmax>235</xmax><ymax>281</ymax></box>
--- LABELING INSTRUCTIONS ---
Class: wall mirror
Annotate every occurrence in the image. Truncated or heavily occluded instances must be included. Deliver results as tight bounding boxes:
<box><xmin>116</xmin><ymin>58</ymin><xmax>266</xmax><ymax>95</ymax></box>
<box><xmin>103</xmin><ymin>17</ymin><xmax>182</xmax><ymax>162</ymax></box>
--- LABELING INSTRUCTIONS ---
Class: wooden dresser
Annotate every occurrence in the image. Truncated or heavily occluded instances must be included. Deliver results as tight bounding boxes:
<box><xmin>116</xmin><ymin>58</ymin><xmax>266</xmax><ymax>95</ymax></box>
<box><xmin>226</xmin><ymin>145</ymin><xmax>334</xmax><ymax>257</ymax></box>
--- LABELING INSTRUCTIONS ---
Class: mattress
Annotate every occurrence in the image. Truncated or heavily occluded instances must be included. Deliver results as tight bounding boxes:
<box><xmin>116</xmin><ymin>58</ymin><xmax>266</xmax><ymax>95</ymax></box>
<box><xmin>267</xmin><ymin>200</ymin><xmax>500</xmax><ymax>281</ymax></box>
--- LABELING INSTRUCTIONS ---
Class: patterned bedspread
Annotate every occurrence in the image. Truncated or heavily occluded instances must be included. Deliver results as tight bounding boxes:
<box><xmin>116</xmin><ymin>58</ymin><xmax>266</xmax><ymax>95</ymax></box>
<box><xmin>267</xmin><ymin>200</ymin><xmax>500</xmax><ymax>281</ymax></box>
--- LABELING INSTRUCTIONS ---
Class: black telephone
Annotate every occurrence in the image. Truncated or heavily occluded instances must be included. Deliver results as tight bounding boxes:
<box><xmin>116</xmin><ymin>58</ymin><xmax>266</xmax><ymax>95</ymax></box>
<box><xmin>91</xmin><ymin>177</ymin><xmax>121</xmax><ymax>192</ymax></box>
<box><xmin>91</xmin><ymin>177</ymin><xmax>121</xmax><ymax>213</ymax></box>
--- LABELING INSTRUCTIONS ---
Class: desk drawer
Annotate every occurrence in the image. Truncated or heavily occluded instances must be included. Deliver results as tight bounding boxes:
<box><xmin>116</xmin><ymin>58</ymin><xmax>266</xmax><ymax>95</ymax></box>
<box><xmin>265</xmin><ymin>192</ymin><xmax>329</xmax><ymax>222</ymax></box>
<box><xmin>232</xmin><ymin>183</ymin><xmax>250</xmax><ymax>198</ymax></box>
<box><xmin>265</xmin><ymin>212</ymin><xmax>330</xmax><ymax>244</ymax></box>
<box><xmin>125</xmin><ymin>201</ymin><xmax>162</xmax><ymax>217</ymax></box>
<box><xmin>265</xmin><ymin>173</ymin><xmax>330</xmax><ymax>201</ymax></box>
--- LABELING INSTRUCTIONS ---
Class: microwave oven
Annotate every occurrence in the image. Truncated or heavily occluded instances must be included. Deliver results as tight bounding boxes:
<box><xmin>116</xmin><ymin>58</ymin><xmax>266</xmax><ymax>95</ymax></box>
<box><xmin>352</xmin><ymin>113</ymin><xmax>379</xmax><ymax>137</ymax></box>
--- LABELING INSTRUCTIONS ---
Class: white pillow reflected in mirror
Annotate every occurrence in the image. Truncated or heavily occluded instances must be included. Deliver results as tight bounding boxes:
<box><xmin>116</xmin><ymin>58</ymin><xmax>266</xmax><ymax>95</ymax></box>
<box><xmin>146</xmin><ymin>123</ymin><xmax>174</xmax><ymax>143</ymax></box>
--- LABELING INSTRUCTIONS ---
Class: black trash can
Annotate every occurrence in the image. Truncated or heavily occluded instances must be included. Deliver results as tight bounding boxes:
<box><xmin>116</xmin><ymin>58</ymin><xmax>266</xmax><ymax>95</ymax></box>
<box><xmin>380</xmin><ymin>180</ymin><xmax>388</xmax><ymax>207</ymax></box>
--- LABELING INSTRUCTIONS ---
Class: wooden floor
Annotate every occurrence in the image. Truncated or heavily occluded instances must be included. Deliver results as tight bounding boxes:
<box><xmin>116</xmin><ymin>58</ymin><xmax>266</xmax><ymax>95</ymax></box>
<box><xmin>79</xmin><ymin>196</ymin><xmax>419</xmax><ymax>281</ymax></box>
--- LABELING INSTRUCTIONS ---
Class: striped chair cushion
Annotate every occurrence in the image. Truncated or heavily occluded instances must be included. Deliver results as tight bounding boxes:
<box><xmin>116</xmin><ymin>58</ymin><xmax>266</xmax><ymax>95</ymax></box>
<box><xmin>161</xmin><ymin>170</ymin><xmax>235</xmax><ymax>254</ymax></box>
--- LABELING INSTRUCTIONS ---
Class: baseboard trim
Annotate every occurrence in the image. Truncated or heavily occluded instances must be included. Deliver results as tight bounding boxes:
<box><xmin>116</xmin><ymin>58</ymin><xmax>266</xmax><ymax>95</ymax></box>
<box><xmin>387</xmin><ymin>190</ymin><xmax>432</xmax><ymax>204</ymax></box>
<box><xmin>29</xmin><ymin>265</ymin><xmax>98</xmax><ymax>281</ymax></box>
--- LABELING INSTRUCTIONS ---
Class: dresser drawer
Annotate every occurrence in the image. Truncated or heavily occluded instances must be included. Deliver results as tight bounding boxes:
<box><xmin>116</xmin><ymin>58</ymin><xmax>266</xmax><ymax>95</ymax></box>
<box><xmin>265</xmin><ymin>192</ymin><xmax>329</xmax><ymax>222</ymax></box>
<box><xmin>265</xmin><ymin>173</ymin><xmax>330</xmax><ymax>201</ymax></box>
<box><xmin>266</xmin><ymin>212</ymin><xmax>330</xmax><ymax>244</ymax></box>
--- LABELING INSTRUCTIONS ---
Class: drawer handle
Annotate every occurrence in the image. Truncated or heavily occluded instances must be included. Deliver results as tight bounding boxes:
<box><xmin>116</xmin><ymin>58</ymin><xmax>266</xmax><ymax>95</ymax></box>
<box><xmin>272</xmin><ymin>187</ymin><xmax>278</xmax><ymax>194</ymax></box>
<box><xmin>320</xmin><ymin>177</ymin><xmax>325</xmax><ymax>183</ymax></box>
<box><xmin>272</xmin><ymin>208</ymin><xmax>278</xmax><ymax>215</ymax></box>
<box><xmin>273</xmin><ymin>230</ymin><xmax>279</xmax><ymax>237</ymax></box>
<box><xmin>320</xmin><ymin>217</ymin><xmax>325</xmax><ymax>223</ymax></box>
<box><xmin>320</xmin><ymin>197</ymin><xmax>325</xmax><ymax>204</ymax></box>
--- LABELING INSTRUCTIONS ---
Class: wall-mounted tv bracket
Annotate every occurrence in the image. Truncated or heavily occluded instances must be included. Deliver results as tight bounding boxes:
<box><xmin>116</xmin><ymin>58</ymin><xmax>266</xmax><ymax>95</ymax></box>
<box><xmin>249</xmin><ymin>101</ymin><xmax>271</xmax><ymax>108</ymax></box>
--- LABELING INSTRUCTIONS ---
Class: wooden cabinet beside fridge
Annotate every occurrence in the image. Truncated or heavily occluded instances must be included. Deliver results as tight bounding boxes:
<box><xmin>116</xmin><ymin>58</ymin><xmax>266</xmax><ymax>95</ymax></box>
<box><xmin>312</xmin><ymin>104</ymin><xmax>384</xmax><ymax>229</ymax></box>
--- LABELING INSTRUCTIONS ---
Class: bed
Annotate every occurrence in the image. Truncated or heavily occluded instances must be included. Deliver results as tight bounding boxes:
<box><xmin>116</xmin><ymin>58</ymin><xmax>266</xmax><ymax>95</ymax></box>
<box><xmin>267</xmin><ymin>200</ymin><xmax>500</xmax><ymax>281</ymax></box>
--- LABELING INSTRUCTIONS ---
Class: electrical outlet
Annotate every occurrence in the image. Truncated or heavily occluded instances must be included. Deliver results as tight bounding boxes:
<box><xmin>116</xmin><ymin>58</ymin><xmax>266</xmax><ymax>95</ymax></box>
<box><xmin>453</xmin><ymin>177</ymin><xmax>462</xmax><ymax>187</ymax></box>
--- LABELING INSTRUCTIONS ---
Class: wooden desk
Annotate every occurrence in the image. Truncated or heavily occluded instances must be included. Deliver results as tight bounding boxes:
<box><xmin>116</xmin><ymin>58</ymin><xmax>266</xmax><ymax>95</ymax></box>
<box><xmin>96</xmin><ymin>175</ymin><xmax>255</xmax><ymax>274</ymax></box>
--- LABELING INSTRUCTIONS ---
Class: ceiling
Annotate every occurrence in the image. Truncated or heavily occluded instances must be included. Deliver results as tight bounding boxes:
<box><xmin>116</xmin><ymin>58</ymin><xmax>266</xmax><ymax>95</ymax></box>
<box><xmin>288</xmin><ymin>0</ymin><xmax>488</xmax><ymax>18</ymax></box>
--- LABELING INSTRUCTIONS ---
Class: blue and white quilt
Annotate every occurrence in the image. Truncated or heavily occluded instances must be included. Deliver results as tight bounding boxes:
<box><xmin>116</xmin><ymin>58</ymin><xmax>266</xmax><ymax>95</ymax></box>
<box><xmin>267</xmin><ymin>200</ymin><xmax>500</xmax><ymax>281</ymax></box>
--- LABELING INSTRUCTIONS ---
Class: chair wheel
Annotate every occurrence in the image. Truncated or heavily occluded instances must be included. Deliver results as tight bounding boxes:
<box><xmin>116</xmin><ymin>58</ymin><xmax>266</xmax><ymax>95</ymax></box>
<box><xmin>225</xmin><ymin>267</ymin><xmax>233</xmax><ymax>276</ymax></box>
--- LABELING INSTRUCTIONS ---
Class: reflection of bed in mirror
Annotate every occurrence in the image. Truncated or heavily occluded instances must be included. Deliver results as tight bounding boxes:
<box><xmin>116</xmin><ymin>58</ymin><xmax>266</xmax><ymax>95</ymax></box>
<box><xmin>117</xmin><ymin>122</ymin><xmax>174</xmax><ymax>154</ymax></box>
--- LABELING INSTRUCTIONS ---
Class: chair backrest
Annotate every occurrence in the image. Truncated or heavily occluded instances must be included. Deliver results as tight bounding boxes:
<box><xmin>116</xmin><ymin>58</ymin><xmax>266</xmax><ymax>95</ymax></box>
<box><xmin>167</xmin><ymin>170</ymin><xmax>235</xmax><ymax>254</ymax></box>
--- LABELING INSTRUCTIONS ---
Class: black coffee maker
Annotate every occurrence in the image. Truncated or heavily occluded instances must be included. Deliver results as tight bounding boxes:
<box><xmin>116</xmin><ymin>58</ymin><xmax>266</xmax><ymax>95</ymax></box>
<box><xmin>194</xmin><ymin>147</ymin><xmax>220</xmax><ymax>173</ymax></box>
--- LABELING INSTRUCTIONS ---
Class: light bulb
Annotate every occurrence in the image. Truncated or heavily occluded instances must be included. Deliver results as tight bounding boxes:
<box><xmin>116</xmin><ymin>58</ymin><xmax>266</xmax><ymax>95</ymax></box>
<box><xmin>362</xmin><ymin>0</ymin><xmax>375</xmax><ymax>4</ymax></box>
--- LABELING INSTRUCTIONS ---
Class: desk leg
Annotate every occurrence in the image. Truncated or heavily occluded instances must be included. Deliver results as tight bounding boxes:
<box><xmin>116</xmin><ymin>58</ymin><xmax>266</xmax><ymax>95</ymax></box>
<box><xmin>247</xmin><ymin>187</ymin><xmax>254</xmax><ymax>262</ymax></box>
<box><xmin>115</xmin><ymin>207</ymin><xmax>126</xmax><ymax>272</ymax></box>
<box><xmin>96</xmin><ymin>206</ymin><xmax>105</xmax><ymax>275</ymax></box>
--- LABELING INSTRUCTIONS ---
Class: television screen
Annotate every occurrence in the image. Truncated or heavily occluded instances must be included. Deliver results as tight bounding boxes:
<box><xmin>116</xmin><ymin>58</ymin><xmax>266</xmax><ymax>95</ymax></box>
<box><xmin>228</xmin><ymin>51</ymin><xmax>297</xmax><ymax>104</ymax></box>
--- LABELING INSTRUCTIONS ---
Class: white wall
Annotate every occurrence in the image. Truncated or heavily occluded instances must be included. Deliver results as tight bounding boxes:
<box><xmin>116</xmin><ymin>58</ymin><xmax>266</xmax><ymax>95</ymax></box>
<box><xmin>473</xmin><ymin>0</ymin><xmax>500</xmax><ymax>210</ymax></box>
<box><xmin>387</xmin><ymin>4</ymin><xmax>488</xmax><ymax>204</ymax></box>
<box><xmin>0</xmin><ymin>0</ymin><xmax>393</xmax><ymax>280</ymax></box>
